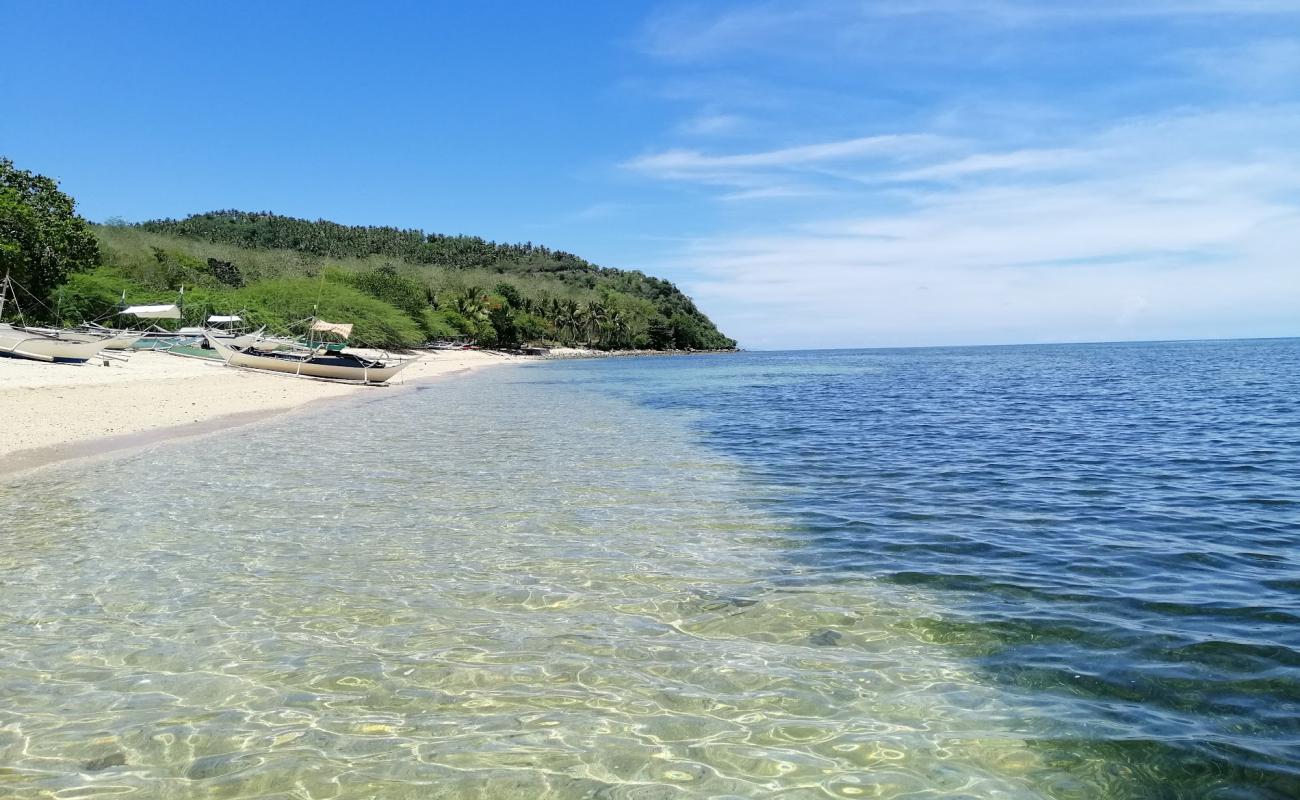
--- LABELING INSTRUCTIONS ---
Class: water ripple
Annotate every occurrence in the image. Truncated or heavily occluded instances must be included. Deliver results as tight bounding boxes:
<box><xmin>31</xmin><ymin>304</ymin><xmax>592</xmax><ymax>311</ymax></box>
<box><xmin>2</xmin><ymin>367</ymin><xmax>1056</xmax><ymax>799</ymax></box>
<box><xmin>550</xmin><ymin>340</ymin><xmax>1300</xmax><ymax>798</ymax></box>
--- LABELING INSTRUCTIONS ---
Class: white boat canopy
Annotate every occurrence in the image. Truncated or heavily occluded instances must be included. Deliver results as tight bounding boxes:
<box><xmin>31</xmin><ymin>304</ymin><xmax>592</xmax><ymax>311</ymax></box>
<box><xmin>208</xmin><ymin>315</ymin><xmax>242</xmax><ymax>324</ymax></box>
<box><xmin>311</xmin><ymin>320</ymin><xmax>354</xmax><ymax>338</ymax></box>
<box><xmin>121</xmin><ymin>304</ymin><xmax>182</xmax><ymax>319</ymax></box>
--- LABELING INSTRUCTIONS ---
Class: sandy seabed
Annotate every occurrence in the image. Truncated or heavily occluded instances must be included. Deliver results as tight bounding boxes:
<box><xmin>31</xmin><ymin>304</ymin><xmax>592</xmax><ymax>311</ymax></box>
<box><xmin>0</xmin><ymin>349</ymin><xmax>524</xmax><ymax>475</ymax></box>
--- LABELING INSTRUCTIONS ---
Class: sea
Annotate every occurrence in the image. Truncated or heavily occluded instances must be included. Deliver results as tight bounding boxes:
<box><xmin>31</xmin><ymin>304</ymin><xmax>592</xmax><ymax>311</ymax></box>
<box><xmin>1</xmin><ymin>339</ymin><xmax>1297</xmax><ymax>799</ymax></box>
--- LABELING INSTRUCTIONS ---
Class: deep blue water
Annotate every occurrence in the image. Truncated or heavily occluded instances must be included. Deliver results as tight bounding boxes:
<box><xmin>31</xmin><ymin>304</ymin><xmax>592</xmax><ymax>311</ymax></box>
<box><xmin>542</xmin><ymin>339</ymin><xmax>1300</xmax><ymax>798</ymax></box>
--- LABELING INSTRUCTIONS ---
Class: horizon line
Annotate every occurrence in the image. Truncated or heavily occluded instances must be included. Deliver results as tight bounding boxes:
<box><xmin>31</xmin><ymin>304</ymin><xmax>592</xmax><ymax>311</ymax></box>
<box><xmin>738</xmin><ymin>334</ymin><xmax>1300</xmax><ymax>353</ymax></box>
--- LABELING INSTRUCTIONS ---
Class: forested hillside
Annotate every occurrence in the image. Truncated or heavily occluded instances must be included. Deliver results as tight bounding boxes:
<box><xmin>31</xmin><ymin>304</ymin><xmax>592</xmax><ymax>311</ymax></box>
<box><xmin>3</xmin><ymin>154</ymin><xmax>734</xmax><ymax>351</ymax></box>
<box><xmin>101</xmin><ymin>210</ymin><xmax>736</xmax><ymax>350</ymax></box>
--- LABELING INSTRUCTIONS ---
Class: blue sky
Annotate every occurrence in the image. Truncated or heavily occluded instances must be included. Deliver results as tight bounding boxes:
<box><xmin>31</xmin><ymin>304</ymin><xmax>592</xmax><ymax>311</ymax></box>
<box><xmin>3</xmin><ymin>1</ymin><xmax>1299</xmax><ymax>348</ymax></box>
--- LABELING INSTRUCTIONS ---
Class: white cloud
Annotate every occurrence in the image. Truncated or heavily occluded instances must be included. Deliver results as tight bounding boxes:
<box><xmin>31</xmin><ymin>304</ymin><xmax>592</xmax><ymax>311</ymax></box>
<box><xmin>624</xmin><ymin>3</ymin><xmax>1300</xmax><ymax>347</ymax></box>
<box><xmin>641</xmin><ymin>4</ymin><xmax>814</xmax><ymax>61</ymax></box>
<box><xmin>655</xmin><ymin>109</ymin><xmax>1300</xmax><ymax>348</ymax></box>
<box><xmin>628</xmin><ymin>134</ymin><xmax>951</xmax><ymax>171</ymax></box>
<box><xmin>623</xmin><ymin>133</ymin><xmax>955</xmax><ymax>192</ymax></box>
<box><xmin>889</xmin><ymin>148</ymin><xmax>1094</xmax><ymax>182</ymax></box>
<box><xmin>642</xmin><ymin>1</ymin><xmax>1300</xmax><ymax>62</ymax></box>
<box><xmin>878</xmin><ymin>0</ymin><xmax>1300</xmax><ymax>22</ymax></box>
<box><xmin>719</xmin><ymin>186</ymin><xmax>826</xmax><ymax>201</ymax></box>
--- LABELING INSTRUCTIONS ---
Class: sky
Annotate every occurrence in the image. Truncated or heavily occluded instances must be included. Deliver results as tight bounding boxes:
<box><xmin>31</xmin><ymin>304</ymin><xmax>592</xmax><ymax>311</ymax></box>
<box><xmin>3</xmin><ymin>0</ymin><xmax>1299</xmax><ymax>349</ymax></box>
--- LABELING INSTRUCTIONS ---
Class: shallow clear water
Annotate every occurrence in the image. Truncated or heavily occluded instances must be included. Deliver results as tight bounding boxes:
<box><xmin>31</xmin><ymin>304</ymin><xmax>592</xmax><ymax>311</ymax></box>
<box><xmin>1</xmin><ymin>340</ymin><xmax>1297</xmax><ymax>798</ymax></box>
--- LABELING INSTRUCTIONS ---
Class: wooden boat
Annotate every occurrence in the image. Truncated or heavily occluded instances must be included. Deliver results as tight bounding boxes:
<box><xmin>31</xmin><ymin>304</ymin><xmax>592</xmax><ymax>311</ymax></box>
<box><xmin>249</xmin><ymin>336</ymin><xmax>298</xmax><ymax>352</ymax></box>
<box><xmin>0</xmin><ymin>323</ymin><xmax>110</xmax><ymax>363</ymax></box>
<box><xmin>0</xmin><ymin>274</ymin><xmax>110</xmax><ymax>363</ymax></box>
<box><xmin>228</xmin><ymin>327</ymin><xmax>273</xmax><ymax>349</ymax></box>
<box><xmin>204</xmin><ymin>331</ymin><xmax>413</xmax><ymax>383</ymax></box>
<box><xmin>132</xmin><ymin>325</ymin><xmax>267</xmax><ymax>356</ymax></box>
<box><xmin>207</xmin><ymin>315</ymin><xmax>274</xmax><ymax>350</ymax></box>
<box><xmin>27</xmin><ymin>325</ymin><xmax>142</xmax><ymax>350</ymax></box>
<box><xmin>84</xmin><ymin>330</ymin><xmax>143</xmax><ymax>350</ymax></box>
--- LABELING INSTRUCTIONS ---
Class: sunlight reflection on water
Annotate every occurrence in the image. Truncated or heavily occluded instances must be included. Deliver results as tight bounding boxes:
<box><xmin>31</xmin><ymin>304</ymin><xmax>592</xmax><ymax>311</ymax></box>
<box><xmin>0</xmin><ymin>366</ymin><xmax>1059</xmax><ymax>798</ymax></box>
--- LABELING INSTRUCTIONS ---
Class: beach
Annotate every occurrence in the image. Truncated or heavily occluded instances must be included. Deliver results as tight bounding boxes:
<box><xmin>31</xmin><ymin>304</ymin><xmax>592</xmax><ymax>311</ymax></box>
<box><xmin>0</xmin><ymin>349</ymin><xmax>524</xmax><ymax>474</ymax></box>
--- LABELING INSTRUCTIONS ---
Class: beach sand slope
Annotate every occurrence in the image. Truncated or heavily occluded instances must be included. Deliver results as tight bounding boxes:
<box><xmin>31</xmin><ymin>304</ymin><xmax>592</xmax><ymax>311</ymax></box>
<box><xmin>0</xmin><ymin>349</ymin><xmax>522</xmax><ymax>472</ymax></box>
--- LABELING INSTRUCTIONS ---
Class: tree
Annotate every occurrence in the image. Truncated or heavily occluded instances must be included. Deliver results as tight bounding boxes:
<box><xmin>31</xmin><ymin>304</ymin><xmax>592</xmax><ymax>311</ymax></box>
<box><xmin>0</xmin><ymin>157</ymin><xmax>100</xmax><ymax>317</ymax></box>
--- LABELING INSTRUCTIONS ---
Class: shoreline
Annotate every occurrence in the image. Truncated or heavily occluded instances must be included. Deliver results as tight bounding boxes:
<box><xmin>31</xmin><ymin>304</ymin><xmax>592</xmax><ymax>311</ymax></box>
<box><xmin>0</xmin><ymin>349</ymin><xmax>529</xmax><ymax>479</ymax></box>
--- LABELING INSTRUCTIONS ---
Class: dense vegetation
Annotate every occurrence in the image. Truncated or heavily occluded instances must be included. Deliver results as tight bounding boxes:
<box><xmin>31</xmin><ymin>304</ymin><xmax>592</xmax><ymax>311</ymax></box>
<box><xmin>81</xmin><ymin>211</ymin><xmax>734</xmax><ymax>350</ymax></box>
<box><xmin>1</xmin><ymin>158</ymin><xmax>735</xmax><ymax>351</ymax></box>
<box><xmin>0</xmin><ymin>157</ymin><xmax>100</xmax><ymax>311</ymax></box>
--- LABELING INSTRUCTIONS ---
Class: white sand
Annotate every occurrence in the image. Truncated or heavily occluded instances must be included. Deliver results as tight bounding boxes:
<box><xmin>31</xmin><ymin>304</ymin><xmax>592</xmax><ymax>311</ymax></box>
<box><xmin>0</xmin><ymin>349</ymin><xmax>524</xmax><ymax>469</ymax></box>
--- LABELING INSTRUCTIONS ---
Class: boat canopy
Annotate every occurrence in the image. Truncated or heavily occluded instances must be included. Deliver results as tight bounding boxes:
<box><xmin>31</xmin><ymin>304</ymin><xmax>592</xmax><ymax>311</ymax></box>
<box><xmin>311</xmin><ymin>320</ymin><xmax>353</xmax><ymax>338</ymax></box>
<box><xmin>208</xmin><ymin>314</ymin><xmax>242</xmax><ymax>324</ymax></box>
<box><xmin>122</xmin><ymin>304</ymin><xmax>182</xmax><ymax>319</ymax></box>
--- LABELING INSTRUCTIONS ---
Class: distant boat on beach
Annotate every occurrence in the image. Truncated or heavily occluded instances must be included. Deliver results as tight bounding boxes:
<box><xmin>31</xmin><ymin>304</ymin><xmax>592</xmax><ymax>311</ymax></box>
<box><xmin>125</xmin><ymin>308</ymin><xmax>292</xmax><ymax>359</ymax></box>
<box><xmin>203</xmin><ymin>326</ymin><xmax>413</xmax><ymax>383</ymax></box>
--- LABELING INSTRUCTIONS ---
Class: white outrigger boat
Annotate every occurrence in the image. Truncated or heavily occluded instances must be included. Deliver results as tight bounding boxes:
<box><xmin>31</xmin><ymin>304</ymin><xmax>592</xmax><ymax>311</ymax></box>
<box><xmin>123</xmin><ymin>304</ymin><xmax>273</xmax><ymax>356</ymax></box>
<box><xmin>0</xmin><ymin>324</ymin><xmax>112</xmax><ymax>363</ymax></box>
<box><xmin>24</xmin><ymin>324</ymin><xmax>142</xmax><ymax>350</ymax></box>
<box><xmin>0</xmin><ymin>273</ymin><xmax>113</xmax><ymax>363</ymax></box>
<box><xmin>203</xmin><ymin>324</ymin><xmax>413</xmax><ymax>383</ymax></box>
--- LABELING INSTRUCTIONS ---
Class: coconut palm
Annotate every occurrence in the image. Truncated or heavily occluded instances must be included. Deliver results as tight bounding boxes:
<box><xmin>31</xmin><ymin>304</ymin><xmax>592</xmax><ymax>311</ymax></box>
<box><xmin>584</xmin><ymin>300</ymin><xmax>609</xmax><ymax>346</ymax></box>
<box><xmin>450</xmin><ymin>286</ymin><xmax>491</xmax><ymax>325</ymax></box>
<box><xmin>555</xmin><ymin>298</ymin><xmax>582</xmax><ymax>343</ymax></box>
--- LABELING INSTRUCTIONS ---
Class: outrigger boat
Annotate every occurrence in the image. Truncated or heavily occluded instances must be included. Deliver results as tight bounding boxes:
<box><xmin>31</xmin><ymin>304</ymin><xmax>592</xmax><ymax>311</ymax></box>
<box><xmin>203</xmin><ymin>322</ymin><xmax>413</xmax><ymax>383</ymax></box>
<box><xmin>0</xmin><ymin>324</ymin><xmax>111</xmax><ymax>363</ymax></box>
<box><xmin>23</xmin><ymin>324</ymin><xmax>142</xmax><ymax>350</ymax></box>
<box><xmin>205</xmin><ymin>315</ymin><xmax>282</xmax><ymax>349</ymax></box>
<box><xmin>123</xmin><ymin>304</ymin><xmax>274</xmax><ymax>356</ymax></box>
<box><xmin>0</xmin><ymin>273</ymin><xmax>112</xmax><ymax>363</ymax></box>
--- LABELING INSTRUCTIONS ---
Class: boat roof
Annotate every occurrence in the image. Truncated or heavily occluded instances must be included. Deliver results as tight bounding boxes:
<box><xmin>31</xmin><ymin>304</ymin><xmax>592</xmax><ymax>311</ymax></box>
<box><xmin>311</xmin><ymin>320</ymin><xmax>353</xmax><ymax>338</ymax></box>
<box><xmin>122</xmin><ymin>304</ymin><xmax>181</xmax><ymax>319</ymax></box>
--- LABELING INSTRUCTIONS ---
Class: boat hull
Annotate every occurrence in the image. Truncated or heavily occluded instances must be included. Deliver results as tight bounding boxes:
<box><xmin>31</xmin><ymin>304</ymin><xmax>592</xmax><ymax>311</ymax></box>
<box><xmin>204</xmin><ymin>333</ymin><xmax>411</xmax><ymax>383</ymax></box>
<box><xmin>0</xmin><ymin>324</ymin><xmax>108</xmax><ymax>363</ymax></box>
<box><xmin>33</xmin><ymin>328</ymin><xmax>142</xmax><ymax>350</ymax></box>
<box><xmin>99</xmin><ymin>332</ymin><xmax>143</xmax><ymax>350</ymax></box>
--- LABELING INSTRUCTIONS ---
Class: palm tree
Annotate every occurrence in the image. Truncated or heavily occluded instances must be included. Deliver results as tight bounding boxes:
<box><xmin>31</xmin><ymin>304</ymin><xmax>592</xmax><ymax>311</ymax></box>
<box><xmin>555</xmin><ymin>298</ymin><xmax>581</xmax><ymax>343</ymax></box>
<box><xmin>607</xmin><ymin>309</ymin><xmax>629</xmax><ymax>349</ymax></box>
<box><xmin>582</xmin><ymin>301</ymin><xmax>608</xmax><ymax>346</ymax></box>
<box><xmin>451</xmin><ymin>287</ymin><xmax>491</xmax><ymax>326</ymax></box>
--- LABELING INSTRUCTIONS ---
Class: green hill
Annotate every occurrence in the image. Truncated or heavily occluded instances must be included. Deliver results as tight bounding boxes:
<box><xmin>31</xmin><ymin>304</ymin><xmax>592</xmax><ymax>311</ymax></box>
<box><xmin>64</xmin><ymin>210</ymin><xmax>734</xmax><ymax>351</ymax></box>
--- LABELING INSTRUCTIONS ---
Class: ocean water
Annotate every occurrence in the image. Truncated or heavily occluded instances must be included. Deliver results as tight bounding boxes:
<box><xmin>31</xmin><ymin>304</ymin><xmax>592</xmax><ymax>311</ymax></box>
<box><xmin>1</xmin><ymin>339</ymin><xmax>1297</xmax><ymax>798</ymax></box>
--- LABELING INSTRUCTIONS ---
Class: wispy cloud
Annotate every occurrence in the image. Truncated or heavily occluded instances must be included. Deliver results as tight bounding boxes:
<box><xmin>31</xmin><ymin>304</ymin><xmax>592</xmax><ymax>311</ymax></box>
<box><xmin>674</xmin><ymin>112</ymin><xmax>750</xmax><ymax>136</ymax></box>
<box><xmin>622</xmin><ymin>3</ymin><xmax>1300</xmax><ymax>347</ymax></box>
<box><xmin>877</xmin><ymin>0</ymin><xmax>1300</xmax><ymax>21</ymax></box>
<box><xmin>888</xmin><ymin>148</ymin><xmax>1093</xmax><ymax>182</ymax></box>
<box><xmin>643</xmin><ymin>1</ymin><xmax>1300</xmax><ymax>62</ymax></box>
<box><xmin>1177</xmin><ymin>38</ymin><xmax>1300</xmax><ymax>95</ymax></box>
<box><xmin>654</xmin><ymin>108</ymin><xmax>1300</xmax><ymax>347</ymax></box>
<box><xmin>641</xmin><ymin>4</ymin><xmax>814</xmax><ymax>62</ymax></box>
<box><xmin>623</xmin><ymin>133</ymin><xmax>954</xmax><ymax>188</ymax></box>
<box><xmin>569</xmin><ymin>202</ymin><xmax>626</xmax><ymax>221</ymax></box>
